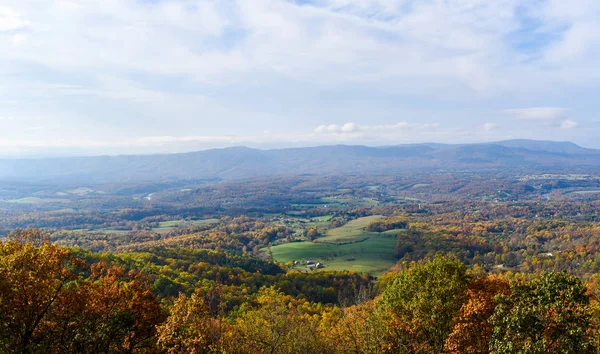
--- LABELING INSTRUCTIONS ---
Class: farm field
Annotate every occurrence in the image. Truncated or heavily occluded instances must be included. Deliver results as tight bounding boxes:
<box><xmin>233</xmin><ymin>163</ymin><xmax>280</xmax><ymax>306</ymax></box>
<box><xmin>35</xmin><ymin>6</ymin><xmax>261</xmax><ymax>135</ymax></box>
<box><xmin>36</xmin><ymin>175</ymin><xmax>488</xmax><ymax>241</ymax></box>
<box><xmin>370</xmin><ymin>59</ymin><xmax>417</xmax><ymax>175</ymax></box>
<box><xmin>321</xmin><ymin>196</ymin><xmax>380</xmax><ymax>208</ymax></box>
<box><xmin>270</xmin><ymin>215</ymin><xmax>400</xmax><ymax>276</ymax></box>
<box><xmin>152</xmin><ymin>218</ymin><xmax>220</xmax><ymax>233</ymax></box>
<box><xmin>270</xmin><ymin>234</ymin><xmax>397</xmax><ymax>276</ymax></box>
<box><xmin>315</xmin><ymin>215</ymin><xmax>383</xmax><ymax>244</ymax></box>
<box><xmin>270</xmin><ymin>214</ymin><xmax>335</xmax><ymax>236</ymax></box>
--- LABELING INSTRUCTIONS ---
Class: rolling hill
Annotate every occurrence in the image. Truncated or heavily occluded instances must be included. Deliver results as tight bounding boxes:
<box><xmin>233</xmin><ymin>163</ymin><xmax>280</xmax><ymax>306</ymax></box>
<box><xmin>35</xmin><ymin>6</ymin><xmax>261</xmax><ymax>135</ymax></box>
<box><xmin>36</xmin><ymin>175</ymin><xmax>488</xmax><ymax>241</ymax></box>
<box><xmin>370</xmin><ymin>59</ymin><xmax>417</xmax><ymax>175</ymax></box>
<box><xmin>0</xmin><ymin>140</ymin><xmax>598</xmax><ymax>183</ymax></box>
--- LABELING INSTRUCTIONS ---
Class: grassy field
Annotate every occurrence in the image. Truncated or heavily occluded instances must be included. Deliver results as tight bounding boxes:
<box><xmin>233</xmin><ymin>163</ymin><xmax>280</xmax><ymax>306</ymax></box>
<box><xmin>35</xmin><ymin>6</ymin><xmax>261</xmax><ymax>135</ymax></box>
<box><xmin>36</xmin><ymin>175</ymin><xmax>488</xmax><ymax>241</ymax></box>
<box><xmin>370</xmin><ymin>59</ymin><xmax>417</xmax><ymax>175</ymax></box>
<box><xmin>315</xmin><ymin>215</ymin><xmax>382</xmax><ymax>244</ymax></box>
<box><xmin>270</xmin><ymin>215</ymin><xmax>399</xmax><ymax>276</ymax></box>
<box><xmin>270</xmin><ymin>234</ymin><xmax>397</xmax><ymax>276</ymax></box>
<box><xmin>311</xmin><ymin>214</ymin><xmax>335</xmax><ymax>222</ymax></box>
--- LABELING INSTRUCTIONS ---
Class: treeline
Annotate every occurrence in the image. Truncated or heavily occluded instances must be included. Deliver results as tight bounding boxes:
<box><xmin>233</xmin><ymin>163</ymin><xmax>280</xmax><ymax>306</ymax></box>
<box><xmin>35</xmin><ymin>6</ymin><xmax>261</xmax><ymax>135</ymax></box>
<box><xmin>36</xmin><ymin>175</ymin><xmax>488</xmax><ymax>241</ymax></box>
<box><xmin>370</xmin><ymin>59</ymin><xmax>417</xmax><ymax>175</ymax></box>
<box><xmin>365</xmin><ymin>216</ymin><xmax>408</xmax><ymax>232</ymax></box>
<box><xmin>75</xmin><ymin>246</ymin><xmax>371</xmax><ymax>305</ymax></box>
<box><xmin>2</xmin><ymin>230</ymin><xmax>600</xmax><ymax>353</ymax></box>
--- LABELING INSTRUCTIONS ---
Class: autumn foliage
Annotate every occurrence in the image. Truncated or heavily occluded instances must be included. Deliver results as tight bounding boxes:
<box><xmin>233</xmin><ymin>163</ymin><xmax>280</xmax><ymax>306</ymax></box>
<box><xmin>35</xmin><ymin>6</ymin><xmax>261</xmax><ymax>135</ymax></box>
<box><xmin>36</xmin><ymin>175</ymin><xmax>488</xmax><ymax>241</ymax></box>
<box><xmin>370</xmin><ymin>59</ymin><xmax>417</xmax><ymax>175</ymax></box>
<box><xmin>0</xmin><ymin>229</ymin><xmax>164</xmax><ymax>353</ymax></box>
<box><xmin>2</xmin><ymin>229</ymin><xmax>600</xmax><ymax>353</ymax></box>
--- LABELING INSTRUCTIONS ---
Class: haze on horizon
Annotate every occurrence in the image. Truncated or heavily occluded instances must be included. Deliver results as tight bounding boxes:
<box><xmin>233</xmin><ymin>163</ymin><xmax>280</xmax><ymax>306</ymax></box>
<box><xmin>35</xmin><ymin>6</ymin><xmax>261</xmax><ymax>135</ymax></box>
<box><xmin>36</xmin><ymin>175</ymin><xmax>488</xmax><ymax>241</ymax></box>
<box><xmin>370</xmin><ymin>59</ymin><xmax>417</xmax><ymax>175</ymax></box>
<box><xmin>1</xmin><ymin>0</ymin><xmax>600</xmax><ymax>157</ymax></box>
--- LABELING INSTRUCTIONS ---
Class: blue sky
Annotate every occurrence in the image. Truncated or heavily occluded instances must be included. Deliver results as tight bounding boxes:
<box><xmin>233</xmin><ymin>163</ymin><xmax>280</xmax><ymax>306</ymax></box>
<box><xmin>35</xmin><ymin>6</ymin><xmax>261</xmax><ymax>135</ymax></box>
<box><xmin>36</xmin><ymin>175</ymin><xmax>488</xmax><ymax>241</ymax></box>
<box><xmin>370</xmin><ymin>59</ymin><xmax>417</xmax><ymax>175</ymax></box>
<box><xmin>0</xmin><ymin>0</ymin><xmax>599</xmax><ymax>156</ymax></box>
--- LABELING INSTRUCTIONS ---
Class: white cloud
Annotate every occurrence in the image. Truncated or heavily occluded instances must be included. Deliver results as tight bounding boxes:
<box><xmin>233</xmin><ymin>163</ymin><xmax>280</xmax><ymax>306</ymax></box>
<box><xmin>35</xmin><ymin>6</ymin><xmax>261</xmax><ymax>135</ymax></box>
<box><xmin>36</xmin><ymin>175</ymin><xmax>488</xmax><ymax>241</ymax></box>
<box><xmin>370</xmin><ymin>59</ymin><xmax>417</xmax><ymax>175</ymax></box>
<box><xmin>314</xmin><ymin>122</ymin><xmax>440</xmax><ymax>135</ymax></box>
<box><xmin>483</xmin><ymin>123</ymin><xmax>498</xmax><ymax>131</ymax></box>
<box><xmin>502</xmin><ymin>107</ymin><xmax>579</xmax><ymax>131</ymax></box>
<box><xmin>560</xmin><ymin>119</ymin><xmax>578</xmax><ymax>129</ymax></box>
<box><xmin>504</xmin><ymin>107</ymin><xmax>568</xmax><ymax>122</ymax></box>
<box><xmin>341</xmin><ymin>122</ymin><xmax>358</xmax><ymax>133</ymax></box>
<box><xmin>1</xmin><ymin>0</ymin><xmax>593</xmax><ymax>92</ymax></box>
<box><xmin>0</xmin><ymin>0</ymin><xmax>598</xmax><ymax>154</ymax></box>
<box><xmin>0</xmin><ymin>6</ymin><xmax>30</xmax><ymax>32</ymax></box>
<box><xmin>0</xmin><ymin>116</ymin><xmax>589</xmax><ymax>155</ymax></box>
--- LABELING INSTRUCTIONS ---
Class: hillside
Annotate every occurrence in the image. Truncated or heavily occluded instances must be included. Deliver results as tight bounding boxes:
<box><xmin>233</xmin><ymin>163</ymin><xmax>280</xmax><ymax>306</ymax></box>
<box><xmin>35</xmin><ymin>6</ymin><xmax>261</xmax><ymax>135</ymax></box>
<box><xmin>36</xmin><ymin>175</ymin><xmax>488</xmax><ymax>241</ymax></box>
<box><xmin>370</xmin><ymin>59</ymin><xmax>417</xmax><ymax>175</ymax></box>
<box><xmin>0</xmin><ymin>140</ymin><xmax>598</xmax><ymax>183</ymax></box>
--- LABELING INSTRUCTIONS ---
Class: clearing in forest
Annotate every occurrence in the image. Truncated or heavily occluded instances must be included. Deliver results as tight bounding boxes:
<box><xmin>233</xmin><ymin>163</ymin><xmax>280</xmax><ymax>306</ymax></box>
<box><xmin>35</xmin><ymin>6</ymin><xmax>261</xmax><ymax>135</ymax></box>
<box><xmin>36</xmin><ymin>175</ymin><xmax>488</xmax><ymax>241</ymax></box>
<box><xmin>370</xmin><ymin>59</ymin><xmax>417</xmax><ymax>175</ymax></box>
<box><xmin>315</xmin><ymin>215</ymin><xmax>383</xmax><ymax>244</ymax></box>
<box><xmin>269</xmin><ymin>234</ymin><xmax>397</xmax><ymax>276</ymax></box>
<box><xmin>270</xmin><ymin>215</ymin><xmax>404</xmax><ymax>276</ymax></box>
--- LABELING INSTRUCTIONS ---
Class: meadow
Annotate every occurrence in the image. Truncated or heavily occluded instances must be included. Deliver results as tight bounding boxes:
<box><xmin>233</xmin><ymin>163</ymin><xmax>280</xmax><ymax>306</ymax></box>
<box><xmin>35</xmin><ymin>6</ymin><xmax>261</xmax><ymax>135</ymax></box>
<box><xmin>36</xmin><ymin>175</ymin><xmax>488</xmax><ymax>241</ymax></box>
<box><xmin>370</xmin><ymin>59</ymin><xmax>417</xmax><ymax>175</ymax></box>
<box><xmin>151</xmin><ymin>218</ymin><xmax>220</xmax><ymax>233</ymax></box>
<box><xmin>270</xmin><ymin>215</ymin><xmax>401</xmax><ymax>276</ymax></box>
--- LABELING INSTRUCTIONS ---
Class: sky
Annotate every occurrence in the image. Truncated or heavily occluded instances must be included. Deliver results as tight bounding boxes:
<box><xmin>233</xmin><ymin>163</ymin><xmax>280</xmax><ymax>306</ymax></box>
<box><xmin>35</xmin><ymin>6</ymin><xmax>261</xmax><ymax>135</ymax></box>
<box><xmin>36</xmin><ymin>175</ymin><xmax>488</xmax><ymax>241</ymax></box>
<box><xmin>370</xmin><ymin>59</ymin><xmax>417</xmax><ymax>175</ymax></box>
<box><xmin>1</xmin><ymin>0</ymin><xmax>600</xmax><ymax>156</ymax></box>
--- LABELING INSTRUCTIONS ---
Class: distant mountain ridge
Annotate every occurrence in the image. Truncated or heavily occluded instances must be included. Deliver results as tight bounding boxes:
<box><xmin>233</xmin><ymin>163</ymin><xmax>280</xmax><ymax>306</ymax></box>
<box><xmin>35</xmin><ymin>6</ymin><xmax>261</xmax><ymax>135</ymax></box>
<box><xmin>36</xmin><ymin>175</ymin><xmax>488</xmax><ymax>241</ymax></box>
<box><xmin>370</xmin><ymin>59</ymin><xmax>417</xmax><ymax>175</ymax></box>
<box><xmin>0</xmin><ymin>140</ymin><xmax>598</xmax><ymax>183</ymax></box>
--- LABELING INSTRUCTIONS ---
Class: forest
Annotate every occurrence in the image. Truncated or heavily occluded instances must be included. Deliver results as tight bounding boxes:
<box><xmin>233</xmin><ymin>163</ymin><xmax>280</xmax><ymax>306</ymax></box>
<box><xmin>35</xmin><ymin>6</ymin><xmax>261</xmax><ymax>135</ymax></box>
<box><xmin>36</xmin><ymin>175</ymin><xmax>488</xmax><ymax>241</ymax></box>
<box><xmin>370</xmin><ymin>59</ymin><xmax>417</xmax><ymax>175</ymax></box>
<box><xmin>3</xmin><ymin>173</ymin><xmax>600</xmax><ymax>353</ymax></box>
<box><xmin>2</xmin><ymin>229</ymin><xmax>600</xmax><ymax>353</ymax></box>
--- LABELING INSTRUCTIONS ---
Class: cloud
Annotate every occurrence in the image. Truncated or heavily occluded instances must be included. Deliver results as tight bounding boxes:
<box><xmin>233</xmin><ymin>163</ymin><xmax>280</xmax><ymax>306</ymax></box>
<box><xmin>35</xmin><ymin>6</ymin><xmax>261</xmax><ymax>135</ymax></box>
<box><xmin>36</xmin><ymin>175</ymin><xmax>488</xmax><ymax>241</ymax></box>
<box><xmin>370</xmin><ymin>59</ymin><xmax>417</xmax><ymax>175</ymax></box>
<box><xmin>504</xmin><ymin>107</ymin><xmax>568</xmax><ymax>122</ymax></box>
<box><xmin>0</xmin><ymin>0</ymin><xmax>598</xmax><ymax>154</ymax></box>
<box><xmin>502</xmin><ymin>107</ymin><xmax>579</xmax><ymax>131</ymax></box>
<box><xmin>0</xmin><ymin>6</ymin><xmax>30</xmax><ymax>32</ymax></box>
<box><xmin>483</xmin><ymin>123</ymin><xmax>498</xmax><ymax>131</ymax></box>
<box><xmin>314</xmin><ymin>122</ymin><xmax>440</xmax><ymax>135</ymax></box>
<box><xmin>341</xmin><ymin>122</ymin><xmax>358</xmax><ymax>133</ymax></box>
<box><xmin>560</xmin><ymin>120</ymin><xmax>578</xmax><ymax>129</ymax></box>
<box><xmin>0</xmin><ymin>116</ymin><xmax>588</xmax><ymax>156</ymax></box>
<box><xmin>315</xmin><ymin>123</ymin><xmax>362</xmax><ymax>134</ymax></box>
<box><xmin>2</xmin><ymin>0</ymin><xmax>597</xmax><ymax>91</ymax></box>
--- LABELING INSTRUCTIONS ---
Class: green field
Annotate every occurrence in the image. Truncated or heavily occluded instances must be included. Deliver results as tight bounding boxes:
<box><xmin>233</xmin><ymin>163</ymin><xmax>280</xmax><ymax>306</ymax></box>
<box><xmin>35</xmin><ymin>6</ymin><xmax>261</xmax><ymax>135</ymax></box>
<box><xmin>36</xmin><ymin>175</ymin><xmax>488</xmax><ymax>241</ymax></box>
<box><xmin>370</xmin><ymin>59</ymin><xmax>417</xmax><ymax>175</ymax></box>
<box><xmin>311</xmin><ymin>214</ymin><xmax>335</xmax><ymax>222</ymax></box>
<box><xmin>315</xmin><ymin>215</ymin><xmax>382</xmax><ymax>244</ymax></box>
<box><xmin>270</xmin><ymin>215</ymin><xmax>399</xmax><ymax>276</ymax></box>
<box><xmin>270</xmin><ymin>235</ymin><xmax>397</xmax><ymax>276</ymax></box>
<box><xmin>152</xmin><ymin>218</ymin><xmax>220</xmax><ymax>233</ymax></box>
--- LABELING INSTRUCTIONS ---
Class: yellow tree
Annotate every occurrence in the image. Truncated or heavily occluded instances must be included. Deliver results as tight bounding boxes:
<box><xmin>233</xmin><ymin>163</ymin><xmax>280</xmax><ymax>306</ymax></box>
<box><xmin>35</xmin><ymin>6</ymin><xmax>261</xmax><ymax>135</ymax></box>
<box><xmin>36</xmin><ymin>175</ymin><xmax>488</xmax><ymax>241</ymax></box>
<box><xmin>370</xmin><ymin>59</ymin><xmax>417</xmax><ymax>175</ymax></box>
<box><xmin>0</xmin><ymin>229</ymin><xmax>165</xmax><ymax>354</ymax></box>
<box><xmin>324</xmin><ymin>299</ymin><xmax>390</xmax><ymax>354</ymax></box>
<box><xmin>0</xmin><ymin>229</ymin><xmax>86</xmax><ymax>353</ymax></box>
<box><xmin>233</xmin><ymin>287</ymin><xmax>326</xmax><ymax>354</ymax></box>
<box><xmin>444</xmin><ymin>274</ymin><xmax>510</xmax><ymax>354</ymax></box>
<box><xmin>79</xmin><ymin>262</ymin><xmax>166</xmax><ymax>353</ymax></box>
<box><xmin>157</xmin><ymin>287</ymin><xmax>228</xmax><ymax>354</ymax></box>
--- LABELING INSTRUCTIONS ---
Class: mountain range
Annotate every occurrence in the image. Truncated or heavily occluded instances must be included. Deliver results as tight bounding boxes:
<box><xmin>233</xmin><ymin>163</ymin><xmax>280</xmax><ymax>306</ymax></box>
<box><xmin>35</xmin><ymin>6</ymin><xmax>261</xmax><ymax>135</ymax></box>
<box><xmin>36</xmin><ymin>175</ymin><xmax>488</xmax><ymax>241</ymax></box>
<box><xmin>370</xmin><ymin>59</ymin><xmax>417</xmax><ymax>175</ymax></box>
<box><xmin>0</xmin><ymin>140</ymin><xmax>598</xmax><ymax>183</ymax></box>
